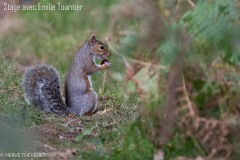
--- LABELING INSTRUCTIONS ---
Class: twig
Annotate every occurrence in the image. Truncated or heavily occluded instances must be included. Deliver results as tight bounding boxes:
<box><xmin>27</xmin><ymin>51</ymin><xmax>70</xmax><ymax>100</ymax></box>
<box><xmin>186</xmin><ymin>0</ymin><xmax>196</xmax><ymax>8</ymax></box>
<box><xmin>118</xmin><ymin>30</ymin><xmax>138</xmax><ymax>36</ymax></box>
<box><xmin>211</xmin><ymin>56</ymin><xmax>221</xmax><ymax>67</ymax></box>
<box><xmin>181</xmin><ymin>75</ymin><xmax>195</xmax><ymax>116</ymax></box>
<box><xmin>64</xmin><ymin>118</ymin><xmax>78</xmax><ymax>127</ymax></box>
<box><xmin>122</xmin><ymin>56</ymin><xmax>131</xmax><ymax>69</ymax></box>
<box><xmin>102</xmin><ymin>71</ymin><xmax>107</xmax><ymax>92</ymax></box>
<box><xmin>105</xmin><ymin>36</ymin><xmax>168</xmax><ymax>70</ymax></box>
<box><xmin>176</xmin><ymin>0</ymin><xmax>181</xmax><ymax>10</ymax></box>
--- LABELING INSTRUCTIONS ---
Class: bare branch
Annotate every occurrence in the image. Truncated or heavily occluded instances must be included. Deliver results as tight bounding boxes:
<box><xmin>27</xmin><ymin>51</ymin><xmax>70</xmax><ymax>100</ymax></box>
<box><xmin>186</xmin><ymin>0</ymin><xmax>196</xmax><ymax>8</ymax></box>
<box><xmin>105</xmin><ymin>36</ymin><xmax>168</xmax><ymax>70</ymax></box>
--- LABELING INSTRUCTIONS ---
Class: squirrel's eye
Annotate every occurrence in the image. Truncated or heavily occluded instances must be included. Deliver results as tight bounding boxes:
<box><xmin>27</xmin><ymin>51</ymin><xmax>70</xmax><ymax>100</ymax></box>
<box><xmin>100</xmin><ymin>45</ymin><xmax>104</xmax><ymax>50</ymax></box>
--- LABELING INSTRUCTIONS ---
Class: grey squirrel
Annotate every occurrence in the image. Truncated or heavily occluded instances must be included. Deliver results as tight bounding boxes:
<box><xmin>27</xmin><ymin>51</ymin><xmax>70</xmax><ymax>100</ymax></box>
<box><xmin>22</xmin><ymin>36</ymin><xmax>111</xmax><ymax>116</ymax></box>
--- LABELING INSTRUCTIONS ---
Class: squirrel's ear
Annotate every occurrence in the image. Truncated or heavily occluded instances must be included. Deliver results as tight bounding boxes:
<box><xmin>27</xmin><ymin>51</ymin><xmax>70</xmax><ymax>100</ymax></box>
<box><xmin>90</xmin><ymin>35</ymin><xmax>96</xmax><ymax>45</ymax></box>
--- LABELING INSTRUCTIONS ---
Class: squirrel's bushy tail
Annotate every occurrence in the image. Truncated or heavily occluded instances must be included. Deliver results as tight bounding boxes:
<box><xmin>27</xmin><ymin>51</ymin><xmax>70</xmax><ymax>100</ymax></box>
<box><xmin>22</xmin><ymin>64</ymin><xmax>67</xmax><ymax>115</ymax></box>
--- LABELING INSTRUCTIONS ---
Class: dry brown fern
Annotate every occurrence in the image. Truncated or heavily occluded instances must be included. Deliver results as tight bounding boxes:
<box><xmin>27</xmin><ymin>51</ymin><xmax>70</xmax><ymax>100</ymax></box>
<box><xmin>173</xmin><ymin>74</ymin><xmax>232</xmax><ymax>160</ymax></box>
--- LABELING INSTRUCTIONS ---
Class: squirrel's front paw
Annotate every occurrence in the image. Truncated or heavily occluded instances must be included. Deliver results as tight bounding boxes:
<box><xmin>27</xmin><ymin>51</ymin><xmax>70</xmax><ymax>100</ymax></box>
<box><xmin>102</xmin><ymin>62</ymin><xmax>111</xmax><ymax>69</ymax></box>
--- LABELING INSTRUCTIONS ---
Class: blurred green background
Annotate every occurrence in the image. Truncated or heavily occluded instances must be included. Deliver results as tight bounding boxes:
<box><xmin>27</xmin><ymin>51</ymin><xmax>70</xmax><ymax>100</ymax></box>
<box><xmin>1</xmin><ymin>0</ymin><xmax>240</xmax><ymax>159</ymax></box>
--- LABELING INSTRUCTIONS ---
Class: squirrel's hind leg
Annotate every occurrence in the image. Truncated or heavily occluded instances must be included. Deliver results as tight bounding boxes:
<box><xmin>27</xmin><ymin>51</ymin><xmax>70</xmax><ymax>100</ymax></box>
<box><xmin>66</xmin><ymin>90</ymin><xmax>98</xmax><ymax>116</ymax></box>
<box><xmin>83</xmin><ymin>91</ymin><xmax>98</xmax><ymax>116</ymax></box>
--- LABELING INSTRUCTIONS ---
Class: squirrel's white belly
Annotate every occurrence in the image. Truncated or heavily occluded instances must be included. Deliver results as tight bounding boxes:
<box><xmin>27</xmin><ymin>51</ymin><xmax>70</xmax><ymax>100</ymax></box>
<box><xmin>87</xmin><ymin>75</ymin><xmax>92</xmax><ymax>89</ymax></box>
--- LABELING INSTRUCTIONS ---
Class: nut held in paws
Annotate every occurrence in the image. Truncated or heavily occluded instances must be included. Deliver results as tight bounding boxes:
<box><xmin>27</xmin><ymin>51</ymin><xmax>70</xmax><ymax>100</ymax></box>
<box><xmin>101</xmin><ymin>59</ymin><xmax>109</xmax><ymax>65</ymax></box>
